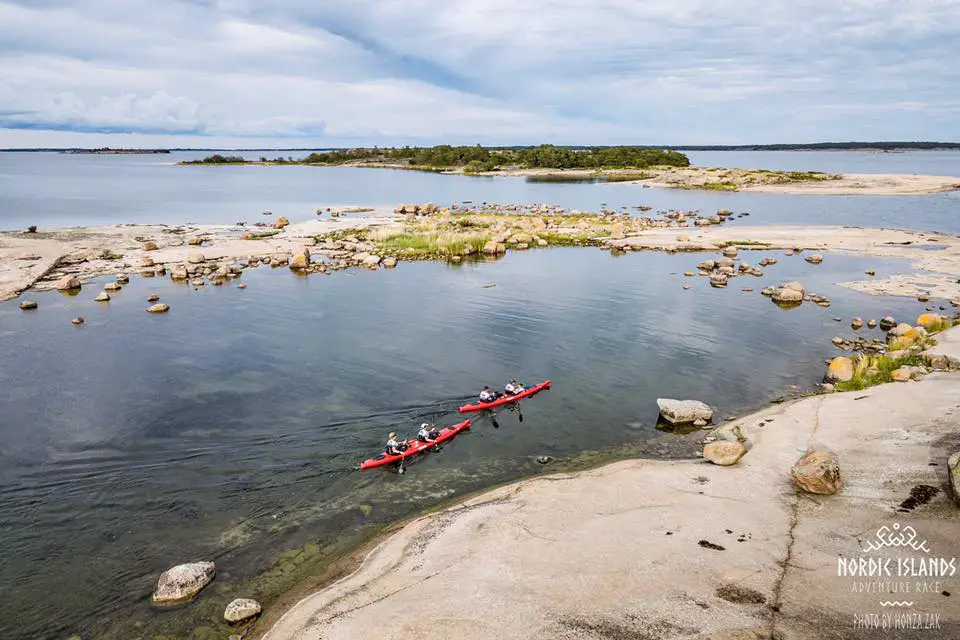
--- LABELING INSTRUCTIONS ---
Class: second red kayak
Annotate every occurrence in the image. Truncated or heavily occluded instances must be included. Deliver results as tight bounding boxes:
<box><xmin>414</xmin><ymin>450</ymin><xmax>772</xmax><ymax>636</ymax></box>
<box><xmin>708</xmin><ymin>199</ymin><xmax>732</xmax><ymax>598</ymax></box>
<box><xmin>458</xmin><ymin>380</ymin><xmax>552</xmax><ymax>413</ymax></box>
<box><xmin>358</xmin><ymin>419</ymin><xmax>471</xmax><ymax>470</ymax></box>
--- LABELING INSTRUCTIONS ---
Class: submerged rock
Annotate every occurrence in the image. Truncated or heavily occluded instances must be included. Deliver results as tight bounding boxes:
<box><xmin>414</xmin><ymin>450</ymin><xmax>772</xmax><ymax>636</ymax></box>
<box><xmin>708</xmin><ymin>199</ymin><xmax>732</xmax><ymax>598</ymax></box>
<box><xmin>152</xmin><ymin>561</ymin><xmax>215</xmax><ymax>604</ymax></box>
<box><xmin>657</xmin><ymin>398</ymin><xmax>713</xmax><ymax>425</ymax></box>
<box><xmin>703</xmin><ymin>441</ymin><xmax>747</xmax><ymax>466</ymax></box>
<box><xmin>791</xmin><ymin>450</ymin><xmax>842</xmax><ymax>495</ymax></box>
<box><xmin>224</xmin><ymin>598</ymin><xmax>262</xmax><ymax>623</ymax></box>
<box><xmin>19</xmin><ymin>300</ymin><xmax>38</xmax><ymax>310</ymax></box>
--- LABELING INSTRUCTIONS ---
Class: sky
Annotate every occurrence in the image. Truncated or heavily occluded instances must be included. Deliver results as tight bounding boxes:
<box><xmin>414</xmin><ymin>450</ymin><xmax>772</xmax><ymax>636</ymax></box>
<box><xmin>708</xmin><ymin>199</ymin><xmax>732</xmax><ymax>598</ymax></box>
<box><xmin>1</xmin><ymin>0</ymin><xmax>959</xmax><ymax>148</ymax></box>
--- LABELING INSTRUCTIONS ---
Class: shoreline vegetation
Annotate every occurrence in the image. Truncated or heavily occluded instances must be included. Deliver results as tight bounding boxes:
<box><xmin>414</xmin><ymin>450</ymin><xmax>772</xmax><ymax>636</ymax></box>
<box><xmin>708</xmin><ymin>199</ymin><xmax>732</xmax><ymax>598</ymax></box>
<box><xmin>177</xmin><ymin>146</ymin><xmax>960</xmax><ymax>194</ymax></box>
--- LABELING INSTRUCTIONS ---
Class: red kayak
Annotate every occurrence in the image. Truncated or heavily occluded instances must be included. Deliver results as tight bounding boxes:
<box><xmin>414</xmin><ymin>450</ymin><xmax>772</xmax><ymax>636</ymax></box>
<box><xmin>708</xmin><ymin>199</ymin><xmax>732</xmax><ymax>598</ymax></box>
<box><xmin>358</xmin><ymin>419</ymin><xmax>471</xmax><ymax>470</ymax></box>
<box><xmin>458</xmin><ymin>380</ymin><xmax>552</xmax><ymax>413</ymax></box>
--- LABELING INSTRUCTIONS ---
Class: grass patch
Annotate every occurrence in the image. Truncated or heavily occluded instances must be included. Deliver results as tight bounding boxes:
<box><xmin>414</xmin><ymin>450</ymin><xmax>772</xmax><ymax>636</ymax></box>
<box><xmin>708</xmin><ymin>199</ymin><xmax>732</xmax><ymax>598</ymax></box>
<box><xmin>834</xmin><ymin>353</ymin><xmax>926</xmax><ymax>392</ymax></box>
<box><xmin>371</xmin><ymin>229</ymin><xmax>491</xmax><ymax>257</ymax></box>
<box><xmin>603</xmin><ymin>172</ymin><xmax>656</xmax><ymax>182</ymax></box>
<box><xmin>537</xmin><ymin>230</ymin><xmax>608</xmax><ymax>246</ymax></box>
<box><xmin>719</xmin><ymin>240</ymin><xmax>772</xmax><ymax>247</ymax></box>
<box><xmin>784</xmin><ymin>171</ymin><xmax>838</xmax><ymax>182</ymax></box>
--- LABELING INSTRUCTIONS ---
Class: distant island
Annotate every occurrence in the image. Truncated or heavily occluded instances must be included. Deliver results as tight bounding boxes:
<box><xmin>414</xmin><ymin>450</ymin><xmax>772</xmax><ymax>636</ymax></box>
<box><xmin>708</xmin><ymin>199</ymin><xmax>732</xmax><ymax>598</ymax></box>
<box><xmin>60</xmin><ymin>148</ymin><xmax>171</xmax><ymax>155</ymax></box>
<box><xmin>661</xmin><ymin>141</ymin><xmax>960</xmax><ymax>151</ymax></box>
<box><xmin>179</xmin><ymin>144</ymin><xmax>692</xmax><ymax>171</ymax></box>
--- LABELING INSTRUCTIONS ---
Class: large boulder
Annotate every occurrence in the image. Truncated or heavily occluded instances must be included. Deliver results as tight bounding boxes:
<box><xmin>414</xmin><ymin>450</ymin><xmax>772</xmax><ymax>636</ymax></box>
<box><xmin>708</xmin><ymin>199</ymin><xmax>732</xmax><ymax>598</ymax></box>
<box><xmin>703</xmin><ymin>441</ymin><xmax>747</xmax><ymax>466</ymax></box>
<box><xmin>891</xmin><ymin>366</ymin><xmax>912</xmax><ymax>382</ymax></box>
<box><xmin>56</xmin><ymin>275</ymin><xmax>82</xmax><ymax>291</ymax></box>
<box><xmin>171</xmin><ymin>264</ymin><xmax>188</xmax><ymax>280</ymax></box>
<box><xmin>825</xmin><ymin>356</ymin><xmax>854</xmax><ymax>382</ymax></box>
<box><xmin>657</xmin><ymin>398</ymin><xmax>713</xmax><ymax>425</ymax></box>
<box><xmin>420</xmin><ymin>202</ymin><xmax>439</xmax><ymax>215</ymax></box>
<box><xmin>791</xmin><ymin>450</ymin><xmax>842</xmax><ymax>495</ymax></box>
<box><xmin>949</xmin><ymin>452</ymin><xmax>960</xmax><ymax>506</ymax></box>
<box><xmin>224</xmin><ymin>598</ymin><xmax>262</xmax><ymax>623</ymax></box>
<box><xmin>151</xmin><ymin>562</ymin><xmax>216</xmax><ymax>604</ymax></box>
<box><xmin>879</xmin><ymin>316</ymin><xmax>897</xmax><ymax>331</ymax></box>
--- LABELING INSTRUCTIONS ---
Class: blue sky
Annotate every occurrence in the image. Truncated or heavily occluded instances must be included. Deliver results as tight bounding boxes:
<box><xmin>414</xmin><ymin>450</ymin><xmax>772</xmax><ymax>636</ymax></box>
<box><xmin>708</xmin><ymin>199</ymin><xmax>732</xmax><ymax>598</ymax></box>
<box><xmin>1</xmin><ymin>0</ymin><xmax>958</xmax><ymax>148</ymax></box>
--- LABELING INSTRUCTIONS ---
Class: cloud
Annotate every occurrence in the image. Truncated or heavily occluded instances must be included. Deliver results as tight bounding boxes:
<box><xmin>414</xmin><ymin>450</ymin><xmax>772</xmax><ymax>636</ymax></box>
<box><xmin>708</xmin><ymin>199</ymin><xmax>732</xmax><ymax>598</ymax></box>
<box><xmin>0</xmin><ymin>0</ymin><xmax>958</xmax><ymax>146</ymax></box>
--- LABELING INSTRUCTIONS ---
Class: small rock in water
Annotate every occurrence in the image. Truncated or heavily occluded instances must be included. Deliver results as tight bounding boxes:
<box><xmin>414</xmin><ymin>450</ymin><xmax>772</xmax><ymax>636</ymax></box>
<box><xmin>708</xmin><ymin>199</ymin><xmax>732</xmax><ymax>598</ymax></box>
<box><xmin>238</xmin><ymin>283</ymin><xmax>248</xmax><ymax>289</ymax></box>
<box><xmin>71</xmin><ymin>317</ymin><xmax>84</xmax><ymax>325</ymax></box>
<box><xmin>918</xmin><ymin>294</ymin><xmax>930</xmax><ymax>302</ymax></box>
<box><xmin>693</xmin><ymin>418</ymin><xmax>707</xmax><ymax>427</ymax></box>
<box><xmin>851</xmin><ymin>317</ymin><xmax>864</xmax><ymax>330</ymax></box>
<box><xmin>152</xmin><ymin>562</ymin><xmax>216</xmax><ymax>604</ymax></box>
<box><xmin>115</xmin><ymin>274</ymin><xmax>130</xmax><ymax>284</ymax></box>
<box><xmin>19</xmin><ymin>300</ymin><xmax>38</xmax><ymax>310</ymax></box>
<box><xmin>224</xmin><ymin>598</ymin><xmax>262</xmax><ymax>623</ymax></box>
<box><xmin>95</xmin><ymin>292</ymin><xmax>110</xmax><ymax>302</ymax></box>
<box><xmin>56</xmin><ymin>275</ymin><xmax>82</xmax><ymax>291</ymax></box>
<box><xmin>879</xmin><ymin>315</ymin><xmax>897</xmax><ymax>331</ymax></box>
<box><xmin>147</xmin><ymin>295</ymin><xmax>159</xmax><ymax>302</ymax></box>
<box><xmin>657</xmin><ymin>398</ymin><xmax>713</xmax><ymax>425</ymax></box>
<box><xmin>833</xmin><ymin>317</ymin><xmax>842</xmax><ymax>322</ymax></box>
<box><xmin>682</xmin><ymin>284</ymin><xmax>692</xmax><ymax>290</ymax></box>
<box><xmin>146</xmin><ymin>303</ymin><xmax>170</xmax><ymax>313</ymax></box>
<box><xmin>536</xmin><ymin>455</ymin><xmax>553</xmax><ymax>465</ymax></box>
<box><xmin>804</xmin><ymin>254</ymin><xmax>823</xmax><ymax>264</ymax></box>
<box><xmin>104</xmin><ymin>282</ymin><xmax>121</xmax><ymax>291</ymax></box>
<box><xmin>867</xmin><ymin>319</ymin><xmax>877</xmax><ymax>329</ymax></box>
<box><xmin>865</xmin><ymin>270</ymin><xmax>876</xmax><ymax>276</ymax></box>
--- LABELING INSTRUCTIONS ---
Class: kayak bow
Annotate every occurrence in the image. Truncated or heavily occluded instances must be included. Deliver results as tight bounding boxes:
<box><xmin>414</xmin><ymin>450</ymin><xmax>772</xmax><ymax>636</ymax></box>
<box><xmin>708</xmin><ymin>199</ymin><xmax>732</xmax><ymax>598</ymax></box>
<box><xmin>458</xmin><ymin>380</ymin><xmax>552</xmax><ymax>413</ymax></box>
<box><xmin>358</xmin><ymin>419</ymin><xmax>471</xmax><ymax>470</ymax></box>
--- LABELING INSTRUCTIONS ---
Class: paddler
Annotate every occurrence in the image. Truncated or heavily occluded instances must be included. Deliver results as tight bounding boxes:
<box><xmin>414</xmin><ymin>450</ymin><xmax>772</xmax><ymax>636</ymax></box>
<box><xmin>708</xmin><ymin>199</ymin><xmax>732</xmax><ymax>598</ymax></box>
<box><xmin>417</xmin><ymin>423</ymin><xmax>440</xmax><ymax>442</ymax></box>
<box><xmin>479</xmin><ymin>385</ymin><xmax>500</xmax><ymax>402</ymax></box>
<box><xmin>504</xmin><ymin>379</ymin><xmax>526</xmax><ymax>395</ymax></box>
<box><xmin>385</xmin><ymin>432</ymin><xmax>408</xmax><ymax>456</ymax></box>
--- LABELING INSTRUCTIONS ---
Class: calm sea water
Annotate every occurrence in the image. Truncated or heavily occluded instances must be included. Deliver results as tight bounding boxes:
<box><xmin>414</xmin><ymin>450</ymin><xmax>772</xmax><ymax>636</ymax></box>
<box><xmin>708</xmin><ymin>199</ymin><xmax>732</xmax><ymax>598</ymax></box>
<box><xmin>0</xmin><ymin>247</ymin><xmax>940</xmax><ymax>640</ymax></box>
<box><xmin>0</xmin><ymin>150</ymin><xmax>958</xmax><ymax>232</ymax></box>
<box><xmin>0</xmin><ymin>150</ymin><xmax>957</xmax><ymax>639</ymax></box>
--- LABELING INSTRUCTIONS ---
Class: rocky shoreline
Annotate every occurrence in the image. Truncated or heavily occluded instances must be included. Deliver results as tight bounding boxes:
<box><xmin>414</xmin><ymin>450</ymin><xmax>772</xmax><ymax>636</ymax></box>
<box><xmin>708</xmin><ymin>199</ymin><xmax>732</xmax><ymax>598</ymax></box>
<box><xmin>4</xmin><ymin>204</ymin><xmax>960</xmax><ymax>305</ymax></box>
<box><xmin>260</xmin><ymin>334</ymin><xmax>960</xmax><ymax>639</ymax></box>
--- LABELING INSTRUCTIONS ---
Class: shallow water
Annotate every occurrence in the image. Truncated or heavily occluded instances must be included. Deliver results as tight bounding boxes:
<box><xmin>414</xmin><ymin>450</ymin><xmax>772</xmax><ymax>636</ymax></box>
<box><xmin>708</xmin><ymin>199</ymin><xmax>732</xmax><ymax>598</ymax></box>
<box><xmin>0</xmin><ymin>247</ymin><xmax>940</xmax><ymax>639</ymax></box>
<box><xmin>1</xmin><ymin>151</ymin><xmax>959</xmax><ymax>232</ymax></box>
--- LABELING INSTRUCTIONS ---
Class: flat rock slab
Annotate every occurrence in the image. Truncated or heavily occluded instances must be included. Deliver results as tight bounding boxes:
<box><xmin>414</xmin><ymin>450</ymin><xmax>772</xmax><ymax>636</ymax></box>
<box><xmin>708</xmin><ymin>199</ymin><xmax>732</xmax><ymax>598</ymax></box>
<box><xmin>263</xmin><ymin>374</ymin><xmax>960</xmax><ymax>640</ymax></box>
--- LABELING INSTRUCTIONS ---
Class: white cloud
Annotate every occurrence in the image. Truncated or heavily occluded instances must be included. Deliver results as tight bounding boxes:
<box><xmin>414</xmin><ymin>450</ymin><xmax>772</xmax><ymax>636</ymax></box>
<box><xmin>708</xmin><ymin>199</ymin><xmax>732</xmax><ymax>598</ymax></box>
<box><xmin>0</xmin><ymin>0</ymin><xmax>958</xmax><ymax>146</ymax></box>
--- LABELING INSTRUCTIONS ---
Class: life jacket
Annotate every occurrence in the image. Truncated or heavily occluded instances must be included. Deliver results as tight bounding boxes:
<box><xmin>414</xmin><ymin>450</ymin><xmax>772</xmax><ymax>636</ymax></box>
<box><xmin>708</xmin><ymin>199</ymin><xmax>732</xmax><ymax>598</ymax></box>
<box><xmin>386</xmin><ymin>438</ymin><xmax>402</xmax><ymax>453</ymax></box>
<box><xmin>480</xmin><ymin>390</ymin><xmax>495</xmax><ymax>401</ymax></box>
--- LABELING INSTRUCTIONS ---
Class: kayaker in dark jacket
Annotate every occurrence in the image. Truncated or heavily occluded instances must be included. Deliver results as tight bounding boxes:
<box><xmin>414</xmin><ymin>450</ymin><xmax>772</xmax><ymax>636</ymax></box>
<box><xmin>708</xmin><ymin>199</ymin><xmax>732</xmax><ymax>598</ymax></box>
<box><xmin>417</xmin><ymin>423</ymin><xmax>440</xmax><ymax>442</ymax></box>
<box><xmin>479</xmin><ymin>385</ymin><xmax>500</xmax><ymax>402</ymax></box>
<box><xmin>385</xmin><ymin>432</ymin><xmax>408</xmax><ymax>456</ymax></box>
<box><xmin>504</xmin><ymin>379</ymin><xmax>526</xmax><ymax>395</ymax></box>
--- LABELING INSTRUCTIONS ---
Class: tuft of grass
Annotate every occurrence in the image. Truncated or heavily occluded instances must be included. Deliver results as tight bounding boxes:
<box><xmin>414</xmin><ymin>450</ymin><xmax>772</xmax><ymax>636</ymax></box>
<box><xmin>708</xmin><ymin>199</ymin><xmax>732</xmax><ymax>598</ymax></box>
<box><xmin>719</xmin><ymin>240</ymin><xmax>771</xmax><ymax>247</ymax></box>
<box><xmin>374</xmin><ymin>230</ymin><xmax>490</xmax><ymax>256</ymax></box>
<box><xmin>696</xmin><ymin>182</ymin><xmax>739</xmax><ymax>191</ymax></box>
<box><xmin>834</xmin><ymin>353</ymin><xmax>926</xmax><ymax>392</ymax></box>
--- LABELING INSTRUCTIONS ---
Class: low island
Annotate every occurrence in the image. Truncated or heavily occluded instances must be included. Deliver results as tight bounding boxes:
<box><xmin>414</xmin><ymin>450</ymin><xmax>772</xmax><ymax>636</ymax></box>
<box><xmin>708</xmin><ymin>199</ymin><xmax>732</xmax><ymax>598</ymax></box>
<box><xmin>179</xmin><ymin>145</ymin><xmax>960</xmax><ymax>195</ymax></box>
